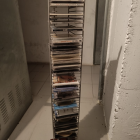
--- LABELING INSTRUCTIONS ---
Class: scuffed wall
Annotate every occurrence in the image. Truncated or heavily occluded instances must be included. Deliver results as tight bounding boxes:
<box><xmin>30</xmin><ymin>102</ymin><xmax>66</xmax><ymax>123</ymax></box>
<box><xmin>0</xmin><ymin>0</ymin><xmax>32</xmax><ymax>139</ymax></box>
<box><xmin>18</xmin><ymin>0</ymin><xmax>96</xmax><ymax>64</ymax></box>
<box><xmin>18</xmin><ymin>0</ymin><xmax>49</xmax><ymax>63</ymax></box>
<box><xmin>104</xmin><ymin>0</ymin><xmax>140</xmax><ymax>140</ymax></box>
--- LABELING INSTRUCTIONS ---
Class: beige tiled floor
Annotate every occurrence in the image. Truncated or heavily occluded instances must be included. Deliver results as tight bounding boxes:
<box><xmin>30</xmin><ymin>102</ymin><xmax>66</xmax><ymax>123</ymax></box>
<box><xmin>9</xmin><ymin>64</ymin><xmax>108</xmax><ymax>140</ymax></box>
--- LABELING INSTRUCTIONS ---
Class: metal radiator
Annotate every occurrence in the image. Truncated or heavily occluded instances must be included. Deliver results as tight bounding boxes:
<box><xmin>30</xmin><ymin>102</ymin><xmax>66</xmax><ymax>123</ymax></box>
<box><xmin>0</xmin><ymin>0</ymin><xmax>32</xmax><ymax>139</ymax></box>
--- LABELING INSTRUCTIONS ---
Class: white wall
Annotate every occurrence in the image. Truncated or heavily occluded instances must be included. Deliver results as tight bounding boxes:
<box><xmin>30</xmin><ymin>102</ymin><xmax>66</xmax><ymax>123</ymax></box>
<box><xmin>104</xmin><ymin>0</ymin><xmax>140</xmax><ymax>140</ymax></box>
<box><xmin>18</xmin><ymin>0</ymin><xmax>96</xmax><ymax>65</ymax></box>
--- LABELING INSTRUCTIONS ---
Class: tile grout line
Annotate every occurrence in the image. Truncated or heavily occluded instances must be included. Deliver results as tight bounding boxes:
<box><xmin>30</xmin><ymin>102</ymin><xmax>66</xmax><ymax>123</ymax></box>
<box><xmin>29</xmin><ymin>70</ymin><xmax>50</xmax><ymax>140</ymax></box>
<box><xmin>35</xmin><ymin>80</ymin><xmax>46</xmax><ymax>97</ymax></box>
<box><xmin>31</xmin><ymin>71</ymin><xmax>50</xmax><ymax>97</ymax></box>
<box><xmin>28</xmin><ymin>70</ymin><xmax>44</xmax><ymax>140</ymax></box>
<box><xmin>28</xmin><ymin>108</ymin><xmax>43</xmax><ymax>140</ymax></box>
<box><xmin>45</xmin><ymin>73</ymin><xmax>50</xmax><ymax>82</ymax></box>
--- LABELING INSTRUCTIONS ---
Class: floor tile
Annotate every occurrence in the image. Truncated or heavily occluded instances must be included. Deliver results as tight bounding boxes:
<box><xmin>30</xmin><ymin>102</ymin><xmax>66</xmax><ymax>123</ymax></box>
<box><xmin>79</xmin><ymin>100</ymin><xmax>98</xmax><ymax>121</ymax></box>
<box><xmin>82</xmin><ymin>73</ymin><xmax>92</xmax><ymax>84</ymax></box>
<box><xmin>36</xmin><ymin>106</ymin><xmax>52</xmax><ymax>125</ymax></box>
<box><xmin>79</xmin><ymin>102</ymin><xmax>105</xmax><ymax>126</ymax></box>
<box><xmin>46</xmin><ymin>75</ymin><xmax>51</xmax><ymax>82</ymax></box>
<box><xmin>92</xmin><ymin>65</ymin><xmax>100</xmax><ymax>74</ymax></box>
<box><xmin>27</xmin><ymin>64</ymin><xmax>36</xmax><ymax>72</ymax></box>
<box><xmin>9</xmin><ymin>101</ymin><xmax>43</xmax><ymax>140</ymax></box>
<box><xmin>33</xmin><ymin>93</ymin><xmax>51</xmax><ymax>104</ymax></box>
<box><xmin>81</xmin><ymin>84</ymin><xmax>93</xmax><ymax>99</ymax></box>
<box><xmin>33</xmin><ymin>64</ymin><xmax>50</xmax><ymax>73</ymax></box>
<box><xmin>33</xmin><ymin>81</ymin><xmax>51</xmax><ymax>102</ymax></box>
<box><xmin>79</xmin><ymin>101</ymin><xmax>108</xmax><ymax>140</ymax></box>
<box><xmin>78</xmin><ymin>126</ymin><xmax>108</xmax><ymax>140</ymax></box>
<box><xmin>30</xmin><ymin>82</ymin><xmax>44</xmax><ymax>96</ymax></box>
<box><xmin>9</xmin><ymin>123</ymin><xmax>33</xmax><ymax>140</ymax></box>
<box><xmin>29</xmin><ymin>72</ymin><xmax>37</xmax><ymax>82</ymax></box>
<box><xmin>93</xmin><ymin>84</ymin><xmax>99</xmax><ymax>99</ymax></box>
<box><xmin>30</xmin><ymin>72</ymin><xmax>49</xmax><ymax>82</ymax></box>
<box><xmin>9</xmin><ymin>64</ymin><xmax>108</xmax><ymax>140</ymax></box>
<box><xmin>18</xmin><ymin>101</ymin><xmax>43</xmax><ymax>124</ymax></box>
<box><xmin>80</xmin><ymin>98</ymin><xmax>94</xmax><ymax>103</ymax></box>
<box><xmin>82</xmin><ymin>65</ymin><xmax>92</xmax><ymax>74</ymax></box>
<box><xmin>29</xmin><ymin>124</ymin><xmax>53</xmax><ymax>140</ymax></box>
<box><xmin>37</xmin><ymin>81</ymin><xmax>51</xmax><ymax>96</ymax></box>
<box><xmin>92</xmin><ymin>73</ymin><xmax>100</xmax><ymax>84</ymax></box>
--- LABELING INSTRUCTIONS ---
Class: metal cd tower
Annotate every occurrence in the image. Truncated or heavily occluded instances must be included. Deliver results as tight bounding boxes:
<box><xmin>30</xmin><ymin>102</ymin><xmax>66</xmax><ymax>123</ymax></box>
<box><xmin>48</xmin><ymin>0</ymin><xmax>85</xmax><ymax>139</ymax></box>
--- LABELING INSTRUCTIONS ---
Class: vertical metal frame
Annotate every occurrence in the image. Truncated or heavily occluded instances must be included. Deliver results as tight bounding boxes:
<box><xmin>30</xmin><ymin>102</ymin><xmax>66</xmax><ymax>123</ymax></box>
<box><xmin>98</xmin><ymin>0</ymin><xmax>110</xmax><ymax>100</ymax></box>
<box><xmin>93</xmin><ymin>0</ymin><xmax>106</xmax><ymax>65</ymax></box>
<box><xmin>48</xmin><ymin>0</ymin><xmax>55</xmax><ymax>138</ymax></box>
<box><xmin>48</xmin><ymin>0</ymin><xmax>85</xmax><ymax>139</ymax></box>
<box><xmin>93</xmin><ymin>0</ymin><xmax>99</xmax><ymax>65</ymax></box>
<box><xmin>78</xmin><ymin>0</ymin><xmax>85</xmax><ymax>138</ymax></box>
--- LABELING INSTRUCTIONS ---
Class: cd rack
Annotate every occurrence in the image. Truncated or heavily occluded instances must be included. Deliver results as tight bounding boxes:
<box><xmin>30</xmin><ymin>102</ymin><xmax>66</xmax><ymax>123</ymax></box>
<box><xmin>48</xmin><ymin>0</ymin><xmax>85</xmax><ymax>139</ymax></box>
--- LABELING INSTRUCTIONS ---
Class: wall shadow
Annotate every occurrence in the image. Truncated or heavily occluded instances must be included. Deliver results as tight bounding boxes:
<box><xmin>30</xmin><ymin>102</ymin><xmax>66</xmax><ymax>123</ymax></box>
<box><xmin>18</xmin><ymin>0</ymin><xmax>49</xmax><ymax>62</ymax></box>
<box><xmin>9</xmin><ymin>64</ymin><xmax>52</xmax><ymax>140</ymax></box>
<box><xmin>103</xmin><ymin>47</ymin><xmax>122</xmax><ymax>133</ymax></box>
<box><xmin>78</xmin><ymin>103</ymin><xmax>108</xmax><ymax>140</ymax></box>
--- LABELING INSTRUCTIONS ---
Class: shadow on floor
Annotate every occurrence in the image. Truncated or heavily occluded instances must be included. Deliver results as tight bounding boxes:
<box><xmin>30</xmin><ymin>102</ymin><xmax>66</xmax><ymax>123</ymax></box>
<box><xmin>9</xmin><ymin>81</ymin><xmax>52</xmax><ymax>140</ymax></box>
<box><xmin>78</xmin><ymin>103</ymin><xmax>108</xmax><ymax>140</ymax></box>
<box><xmin>9</xmin><ymin>64</ymin><xmax>108</xmax><ymax>140</ymax></box>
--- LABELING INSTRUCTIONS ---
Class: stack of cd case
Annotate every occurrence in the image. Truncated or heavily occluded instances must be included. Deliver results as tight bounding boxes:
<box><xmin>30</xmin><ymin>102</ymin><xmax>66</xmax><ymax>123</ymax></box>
<box><xmin>48</xmin><ymin>0</ymin><xmax>85</xmax><ymax>139</ymax></box>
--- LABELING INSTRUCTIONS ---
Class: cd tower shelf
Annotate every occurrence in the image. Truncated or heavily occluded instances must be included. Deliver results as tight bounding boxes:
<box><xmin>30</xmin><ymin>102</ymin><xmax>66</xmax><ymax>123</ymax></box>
<box><xmin>48</xmin><ymin>0</ymin><xmax>85</xmax><ymax>139</ymax></box>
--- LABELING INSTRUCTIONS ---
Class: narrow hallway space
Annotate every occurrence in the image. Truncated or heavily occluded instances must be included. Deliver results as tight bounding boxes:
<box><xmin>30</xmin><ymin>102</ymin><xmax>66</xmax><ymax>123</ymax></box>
<box><xmin>9</xmin><ymin>64</ymin><xmax>108</xmax><ymax>140</ymax></box>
